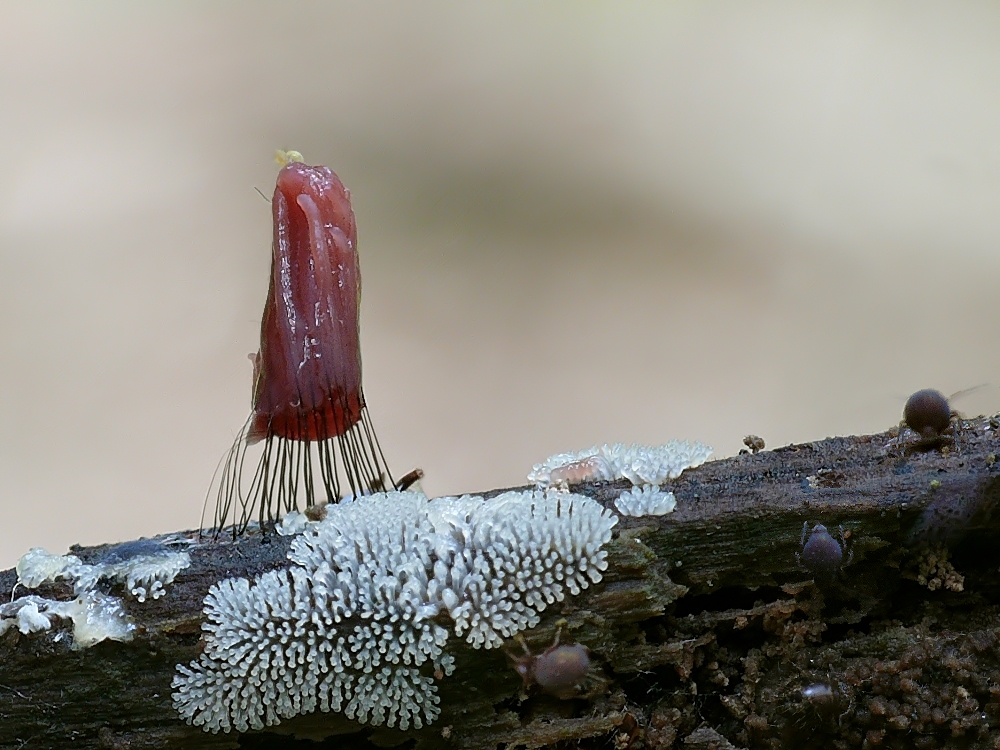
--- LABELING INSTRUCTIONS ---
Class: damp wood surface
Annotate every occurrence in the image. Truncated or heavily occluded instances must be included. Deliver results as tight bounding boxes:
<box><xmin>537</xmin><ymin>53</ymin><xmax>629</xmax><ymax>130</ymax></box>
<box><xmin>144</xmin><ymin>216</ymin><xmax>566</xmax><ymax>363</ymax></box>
<box><xmin>2</xmin><ymin>420</ymin><xmax>1000</xmax><ymax>749</ymax></box>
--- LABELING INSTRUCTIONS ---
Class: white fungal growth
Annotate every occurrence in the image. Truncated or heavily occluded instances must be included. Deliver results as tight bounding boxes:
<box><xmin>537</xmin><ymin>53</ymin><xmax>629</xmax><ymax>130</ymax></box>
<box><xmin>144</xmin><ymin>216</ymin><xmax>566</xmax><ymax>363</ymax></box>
<box><xmin>276</xmin><ymin>510</ymin><xmax>310</xmax><ymax>536</ymax></box>
<box><xmin>614</xmin><ymin>485</ymin><xmax>677</xmax><ymax>517</ymax></box>
<box><xmin>68</xmin><ymin>591</ymin><xmax>137</xmax><ymax>647</ymax></box>
<box><xmin>16</xmin><ymin>544</ymin><xmax>190</xmax><ymax>603</ymax></box>
<box><xmin>0</xmin><ymin>598</ymin><xmax>57</xmax><ymax>636</ymax></box>
<box><xmin>530</xmin><ymin>449</ymin><xmax>615</xmax><ymax>487</ymax></box>
<box><xmin>529</xmin><ymin>441</ymin><xmax>712</xmax><ymax>488</ymax></box>
<box><xmin>5</xmin><ymin>538</ymin><xmax>187</xmax><ymax>653</ymax></box>
<box><xmin>5</xmin><ymin>541</ymin><xmax>188</xmax><ymax>650</ymax></box>
<box><xmin>0</xmin><ymin>592</ymin><xmax>135</xmax><ymax>648</ymax></box>
<box><xmin>112</xmin><ymin>552</ymin><xmax>192</xmax><ymax>602</ymax></box>
<box><xmin>172</xmin><ymin>489</ymin><xmax>617</xmax><ymax>734</ymax></box>
<box><xmin>16</xmin><ymin>548</ymin><xmax>81</xmax><ymax>588</ymax></box>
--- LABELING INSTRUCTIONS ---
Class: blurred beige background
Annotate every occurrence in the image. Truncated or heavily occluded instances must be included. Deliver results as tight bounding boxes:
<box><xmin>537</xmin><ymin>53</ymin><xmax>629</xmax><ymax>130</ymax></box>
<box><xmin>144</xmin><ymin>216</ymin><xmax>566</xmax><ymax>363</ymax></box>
<box><xmin>1</xmin><ymin>3</ymin><xmax>998</xmax><ymax>567</ymax></box>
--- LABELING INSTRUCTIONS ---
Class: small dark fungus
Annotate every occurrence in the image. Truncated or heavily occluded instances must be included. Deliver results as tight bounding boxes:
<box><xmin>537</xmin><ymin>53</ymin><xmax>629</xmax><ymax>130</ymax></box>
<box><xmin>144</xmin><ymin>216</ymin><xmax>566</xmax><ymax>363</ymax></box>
<box><xmin>904</xmin><ymin>389</ymin><xmax>952</xmax><ymax>439</ymax></box>
<box><xmin>799</xmin><ymin>523</ymin><xmax>845</xmax><ymax>581</ymax></box>
<box><xmin>532</xmin><ymin>643</ymin><xmax>591</xmax><ymax>698</ymax></box>
<box><xmin>509</xmin><ymin>623</ymin><xmax>591</xmax><ymax>699</ymax></box>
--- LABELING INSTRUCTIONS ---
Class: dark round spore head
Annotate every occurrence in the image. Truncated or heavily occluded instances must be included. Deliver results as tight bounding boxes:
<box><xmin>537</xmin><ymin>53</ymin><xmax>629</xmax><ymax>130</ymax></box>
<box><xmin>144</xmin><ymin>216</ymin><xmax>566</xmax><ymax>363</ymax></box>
<box><xmin>904</xmin><ymin>388</ymin><xmax>951</xmax><ymax>438</ymax></box>
<box><xmin>801</xmin><ymin>524</ymin><xmax>843</xmax><ymax>579</ymax></box>
<box><xmin>532</xmin><ymin>643</ymin><xmax>590</xmax><ymax>699</ymax></box>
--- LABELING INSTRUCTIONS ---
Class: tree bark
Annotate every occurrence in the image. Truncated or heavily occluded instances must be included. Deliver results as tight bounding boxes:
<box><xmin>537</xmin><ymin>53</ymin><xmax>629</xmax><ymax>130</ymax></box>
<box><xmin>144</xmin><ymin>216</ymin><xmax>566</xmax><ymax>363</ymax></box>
<box><xmin>2</xmin><ymin>419</ymin><xmax>1000</xmax><ymax>750</ymax></box>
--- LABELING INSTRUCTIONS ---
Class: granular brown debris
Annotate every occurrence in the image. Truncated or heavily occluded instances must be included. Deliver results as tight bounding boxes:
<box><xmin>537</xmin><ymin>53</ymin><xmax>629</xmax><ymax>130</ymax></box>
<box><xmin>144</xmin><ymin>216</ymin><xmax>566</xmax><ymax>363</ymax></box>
<box><xmin>905</xmin><ymin>542</ymin><xmax>966</xmax><ymax>592</ymax></box>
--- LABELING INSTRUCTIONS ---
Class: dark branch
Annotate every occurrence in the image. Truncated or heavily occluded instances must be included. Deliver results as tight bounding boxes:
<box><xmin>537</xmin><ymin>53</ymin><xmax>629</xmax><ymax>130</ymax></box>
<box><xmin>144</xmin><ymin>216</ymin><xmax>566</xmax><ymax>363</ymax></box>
<box><xmin>2</xmin><ymin>418</ymin><xmax>999</xmax><ymax>749</ymax></box>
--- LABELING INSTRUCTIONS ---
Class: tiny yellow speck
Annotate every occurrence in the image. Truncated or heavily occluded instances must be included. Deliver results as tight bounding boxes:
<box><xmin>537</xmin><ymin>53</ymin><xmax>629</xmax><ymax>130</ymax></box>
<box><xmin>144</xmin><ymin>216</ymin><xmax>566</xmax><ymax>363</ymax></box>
<box><xmin>929</xmin><ymin>479</ymin><xmax>942</xmax><ymax>490</ymax></box>
<box><xmin>275</xmin><ymin>150</ymin><xmax>305</xmax><ymax>166</ymax></box>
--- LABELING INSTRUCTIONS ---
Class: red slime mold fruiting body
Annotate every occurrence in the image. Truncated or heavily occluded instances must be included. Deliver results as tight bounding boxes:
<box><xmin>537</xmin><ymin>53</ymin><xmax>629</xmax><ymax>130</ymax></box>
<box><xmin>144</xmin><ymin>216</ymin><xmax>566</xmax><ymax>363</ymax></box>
<box><xmin>250</xmin><ymin>162</ymin><xmax>363</xmax><ymax>443</ymax></box>
<box><xmin>211</xmin><ymin>156</ymin><xmax>393</xmax><ymax>534</ymax></box>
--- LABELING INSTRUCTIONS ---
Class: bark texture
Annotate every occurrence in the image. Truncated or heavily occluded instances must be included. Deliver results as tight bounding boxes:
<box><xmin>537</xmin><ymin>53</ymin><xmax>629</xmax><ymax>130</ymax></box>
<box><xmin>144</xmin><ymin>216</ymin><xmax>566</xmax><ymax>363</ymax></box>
<box><xmin>2</xmin><ymin>419</ymin><xmax>1000</xmax><ymax>750</ymax></box>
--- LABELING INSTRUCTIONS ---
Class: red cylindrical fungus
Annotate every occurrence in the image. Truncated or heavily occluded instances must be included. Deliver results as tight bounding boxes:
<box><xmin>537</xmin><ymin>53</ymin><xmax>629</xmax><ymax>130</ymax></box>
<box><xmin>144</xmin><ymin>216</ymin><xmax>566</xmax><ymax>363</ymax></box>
<box><xmin>212</xmin><ymin>154</ymin><xmax>393</xmax><ymax>533</ymax></box>
<box><xmin>250</xmin><ymin>161</ymin><xmax>363</xmax><ymax>443</ymax></box>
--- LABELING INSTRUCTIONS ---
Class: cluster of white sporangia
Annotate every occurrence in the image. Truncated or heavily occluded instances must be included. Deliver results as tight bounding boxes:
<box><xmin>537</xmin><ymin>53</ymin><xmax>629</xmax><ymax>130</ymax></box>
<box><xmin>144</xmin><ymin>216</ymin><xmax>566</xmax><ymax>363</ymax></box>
<box><xmin>528</xmin><ymin>441</ymin><xmax>712</xmax><ymax>518</ymax></box>
<box><xmin>614</xmin><ymin>485</ymin><xmax>677</xmax><ymax>517</ymax></box>
<box><xmin>1</xmin><ymin>542</ymin><xmax>190</xmax><ymax>648</ymax></box>
<box><xmin>16</xmin><ymin>543</ymin><xmax>191</xmax><ymax>603</ymax></box>
<box><xmin>0</xmin><ymin>591</ymin><xmax>134</xmax><ymax>648</ymax></box>
<box><xmin>172</xmin><ymin>489</ymin><xmax>617</xmax><ymax>734</ymax></box>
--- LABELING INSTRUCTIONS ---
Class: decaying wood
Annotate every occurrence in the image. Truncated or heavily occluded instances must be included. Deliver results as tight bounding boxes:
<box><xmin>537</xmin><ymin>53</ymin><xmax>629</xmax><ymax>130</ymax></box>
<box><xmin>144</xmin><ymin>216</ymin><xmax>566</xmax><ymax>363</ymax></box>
<box><xmin>2</xmin><ymin>419</ymin><xmax>1000</xmax><ymax>750</ymax></box>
